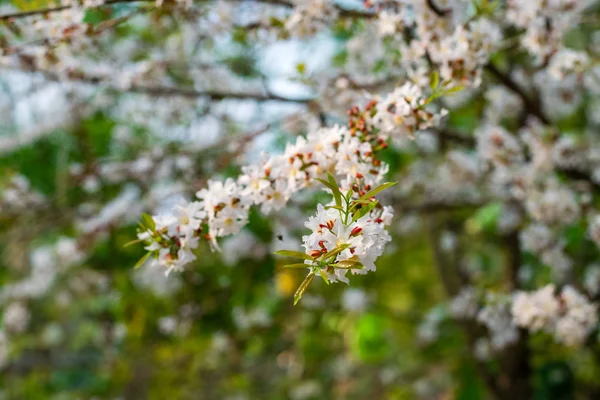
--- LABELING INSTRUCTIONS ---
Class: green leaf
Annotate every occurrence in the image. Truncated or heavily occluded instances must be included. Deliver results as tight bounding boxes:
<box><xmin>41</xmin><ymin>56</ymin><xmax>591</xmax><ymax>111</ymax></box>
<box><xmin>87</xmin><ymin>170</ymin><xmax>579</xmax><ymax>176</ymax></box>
<box><xmin>269</xmin><ymin>16</ymin><xmax>285</xmax><ymax>28</ymax></box>
<box><xmin>315</xmin><ymin>174</ymin><xmax>342</xmax><ymax>207</ymax></box>
<box><xmin>357</xmin><ymin>181</ymin><xmax>397</xmax><ymax>203</ymax></box>
<box><xmin>83</xmin><ymin>7</ymin><xmax>113</xmax><ymax>26</ymax></box>
<box><xmin>318</xmin><ymin>269</ymin><xmax>330</xmax><ymax>285</ymax></box>
<box><xmin>321</xmin><ymin>243</ymin><xmax>351</xmax><ymax>261</ymax></box>
<box><xmin>430</xmin><ymin>71</ymin><xmax>439</xmax><ymax>91</ymax></box>
<box><xmin>141</xmin><ymin>213</ymin><xmax>155</xmax><ymax>231</ymax></box>
<box><xmin>134</xmin><ymin>252</ymin><xmax>152</xmax><ymax>269</ymax></box>
<box><xmin>352</xmin><ymin>200</ymin><xmax>378</xmax><ymax>222</ymax></box>
<box><xmin>332</xmin><ymin>260</ymin><xmax>365</xmax><ymax>269</ymax></box>
<box><xmin>283</xmin><ymin>263</ymin><xmax>311</xmax><ymax>269</ymax></box>
<box><xmin>444</xmin><ymin>86</ymin><xmax>465</xmax><ymax>95</ymax></box>
<box><xmin>328</xmin><ymin>173</ymin><xmax>342</xmax><ymax>207</ymax></box>
<box><xmin>275</xmin><ymin>250</ymin><xmax>313</xmax><ymax>261</ymax></box>
<box><xmin>124</xmin><ymin>238</ymin><xmax>144</xmax><ymax>248</ymax></box>
<box><xmin>294</xmin><ymin>272</ymin><xmax>315</xmax><ymax>305</ymax></box>
<box><xmin>314</xmin><ymin>178</ymin><xmax>336</xmax><ymax>192</ymax></box>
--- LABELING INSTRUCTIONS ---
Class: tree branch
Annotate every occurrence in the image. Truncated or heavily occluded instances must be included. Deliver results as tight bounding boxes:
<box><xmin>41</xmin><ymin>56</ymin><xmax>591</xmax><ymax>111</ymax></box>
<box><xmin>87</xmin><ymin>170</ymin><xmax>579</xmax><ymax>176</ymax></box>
<box><xmin>0</xmin><ymin>0</ymin><xmax>377</xmax><ymax>21</ymax></box>
<box><xmin>0</xmin><ymin>0</ymin><xmax>150</xmax><ymax>21</ymax></box>
<box><xmin>485</xmin><ymin>63</ymin><xmax>550</xmax><ymax>125</ymax></box>
<box><xmin>426</xmin><ymin>0</ymin><xmax>450</xmax><ymax>17</ymax></box>
<box><xmin>1</xmin><ymin>64</ymin><xmax>315</xmax><ymax>104</ymax></box>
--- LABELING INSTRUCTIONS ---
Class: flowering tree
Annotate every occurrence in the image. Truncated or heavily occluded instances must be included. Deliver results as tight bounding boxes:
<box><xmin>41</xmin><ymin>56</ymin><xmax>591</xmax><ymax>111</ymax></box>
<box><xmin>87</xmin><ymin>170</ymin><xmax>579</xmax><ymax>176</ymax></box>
<box><xmin>2</xmin><ymin>0</ymin><xmax>600</xmax><ymax>397</ymax></box>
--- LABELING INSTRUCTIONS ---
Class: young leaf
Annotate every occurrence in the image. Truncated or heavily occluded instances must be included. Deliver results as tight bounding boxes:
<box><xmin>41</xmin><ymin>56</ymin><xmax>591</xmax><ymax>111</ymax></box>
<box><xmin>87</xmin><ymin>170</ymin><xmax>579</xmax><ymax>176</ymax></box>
<box><xmin>275</xmin><ymin>250</ymin><xmax>313</xmax><ymax>261</ymax></box>
<box><xmin>124</xmin><ymin>238</ymin><xmax>144</xmax><ymax>248</ymax></box>
<box><xmin>332</xmin><ymin>260</ymin><xmax>365</xmax><ymax>269</ymax></box>
<box><xmin>444</xmin><ymin>85</ymin><xmax>465</xmax><ymax>95</ymax></box>
<box><xmin>283</xmin><ymin>263</ymin><xmax>311</xmax><ymax>269</ymax></box>
<box><xmin>141</xmin><ymin>213</ymin><xmax>156</xmax><ymax>231</ymax></box>
<box><xmin>314</xmin><ymin>178</ymin><xmax>337</xmax><ymax>193</ymax></box>
<box><xmin>357</xmin><ymin>181</ymin><xmax>397</xmax><ymax>203</ymax></box>
<box><xmin>327</xmin><ymin>173</ymin><xmax>343</xmax><ymax>207</ymax></box>
<box><xmin>294</xmin><ymin>272</ymin><xmax>315</xmax><ymax>305</ymax></box>
<box><xmin>430</xmin><ymin>71</ymin><xmax>439</xmax><ymax>91</ymax></box>
<box><xmin>134</xmin><ymin>251</ymin><xmax>152</xmax><ymax>269</ymax></box>
<box><xmin>321</xmin><ymin>243</ymin><xmax>351</xmax><ymax>261</ymax></box>
<box><xmin>318</xmin><ymin>269</ymin><xmax>330</xmax><ymax>285</ymax></box>
<box><xmin>352</xmin><ymin>200</ymin><xmax>378</xmax><ymax>222</ymax></box>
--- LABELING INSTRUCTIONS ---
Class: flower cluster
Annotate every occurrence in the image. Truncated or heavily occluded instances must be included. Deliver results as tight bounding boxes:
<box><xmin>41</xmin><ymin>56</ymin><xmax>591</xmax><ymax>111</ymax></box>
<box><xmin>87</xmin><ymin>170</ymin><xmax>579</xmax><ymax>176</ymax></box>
<box><xmin>302</xmin><ymin>201</ymin><xmax>393</xmax><ymax>284</ymax></box>
<box><xmin>369</xmin><ymin>82</ymin><xmax>448</xmax><ymax>140</ymax></box>
<box><xmin>512</xmin><ymin>284</ymin><xmax>598</xmax><ymax>346</ymax></box>
<box><xmin>506</xmin><ymin>0</ymin><xmax>591</xmax><ymax>64</ymax></box>
<box><xmin>270</xmin><ymin>173</ymin><xmax>395</xmax><ymax>303</ymax></box>
<box><xmin>428</xmin><ymin>20</ymin><xmax>502</xmax><ymax>87</ymax></box>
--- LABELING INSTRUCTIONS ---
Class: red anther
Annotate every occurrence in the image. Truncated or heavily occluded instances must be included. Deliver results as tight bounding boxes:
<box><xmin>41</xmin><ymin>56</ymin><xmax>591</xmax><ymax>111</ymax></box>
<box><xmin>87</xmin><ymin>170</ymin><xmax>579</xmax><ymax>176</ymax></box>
<box><xmin>374</xmin><ymin>218</ymin><xmax>384</xmax><ymax>224</ymax></box>
<box><xmin>356</xmin><ymin>173</ymin><xmax>364</xmax><ymax>179</ymax></box>
<box><xmin>350</xmin><ymin>226</ymin><xmax>363</xmax><ymax>236</ymax></box>
<box><xmin>326</xmin><ymin>220</ymin><xmax>335</xmax><ymax>230</ymax></box>
<box><xmin>373</xmin><ymin>160</ymin><xmax>381</xmax><ymax>167</ymax></box>
<box><xmin>289</xmin><ymin>157</ymin><xmax>294</xmax><ymax>164</ymax></box>
<box><xmin>359</xmin><ymin>190</ymin><xmax>365</xmax><ymax>196</ymax></box>
<box><xmin>350</xmin><ymin>247</ymin><xmax>356</xmax><ymax>254</ymax></box>
<box><xmin>310</xmin><ymin>250</ymin><xmax>322</xmax><ymax>258</ymax></box>
<box><xmin>364</xmin><ymin>184</ymin><xmax>371</xmax><ymax>191</ymax></box>
<box><xmin>377</xmin><ymin>138</ymin><xmax>385</xmax><ymax>144</ymax></box>
<box><xmin>296</xmin><ymin>153</ymin><xmax>304</xmax><ymax>159</ymax></box>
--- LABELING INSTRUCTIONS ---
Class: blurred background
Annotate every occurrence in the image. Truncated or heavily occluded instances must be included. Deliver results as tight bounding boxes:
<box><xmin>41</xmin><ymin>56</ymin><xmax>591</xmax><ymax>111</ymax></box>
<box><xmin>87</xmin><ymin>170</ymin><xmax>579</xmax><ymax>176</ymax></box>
<box><xmin>1</xmin><ymin>0</ymin><xmax>600</xmax><ymax>398</ymax></box>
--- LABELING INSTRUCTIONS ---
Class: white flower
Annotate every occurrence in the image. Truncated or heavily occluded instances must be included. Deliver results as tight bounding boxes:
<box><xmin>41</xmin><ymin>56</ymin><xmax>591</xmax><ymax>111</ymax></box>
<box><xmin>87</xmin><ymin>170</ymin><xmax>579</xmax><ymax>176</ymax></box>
<box><xmin>377</xmin><ymin>11</ymin><xmax>403</xmax><ymax>37</ymax></box>
<box><xmin>450</xmin><ymin>287</ymin><xmax>478</xmax><ymax>319</ymax></box>
<box><xmin>512</xmin><ymin>284</ymin><xmax>559</xmax><ymax>332</ymax></box>
<box><xmin>549</xmin><ymin>49</ymin><xmax>589</xmax><ymax>80</ymax></box>
<box><xmin>3</xmin><ymin>302</ymin><xmax>30</xmax><ymax>333</ymax></box>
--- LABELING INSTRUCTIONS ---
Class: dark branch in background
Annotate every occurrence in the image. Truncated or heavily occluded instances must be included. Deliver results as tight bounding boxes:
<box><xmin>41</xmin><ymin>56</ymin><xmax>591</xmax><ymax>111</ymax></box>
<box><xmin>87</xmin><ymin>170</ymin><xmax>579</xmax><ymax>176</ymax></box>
<box><xmin>485</xmin><ymin>63</ymin><xmax>550</xmax><ymax>125</ymax></box>
<box><xmin>426</xmin><ymin>217</ymin><xmax>504</xmax><ymax>400</ymax></box>
<box><xmin>0</xmin><ymin>0</ymin><xmax>150</xmax><ymax>21</ymax></box>
<box><xmin>0</xmin><ymin>0</ymin><xmax>378</xmax><ymax>21</ymax></box>
<box><xmin>1</xmin><ymin>64</ymin><xmax>315</xmax><ymax>104</ymax></box>
<box><xmin>434</xmin><ymin>128</ymin><xmax>476</xmax><ymax>148</ymax></box>
<box><xmin>426</xmin><ymin>0</ymin><xmax>450</xmax><ymax>17</ymax></box>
